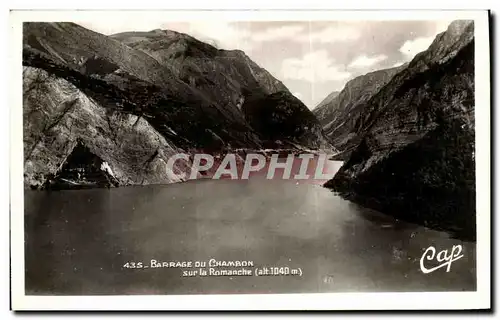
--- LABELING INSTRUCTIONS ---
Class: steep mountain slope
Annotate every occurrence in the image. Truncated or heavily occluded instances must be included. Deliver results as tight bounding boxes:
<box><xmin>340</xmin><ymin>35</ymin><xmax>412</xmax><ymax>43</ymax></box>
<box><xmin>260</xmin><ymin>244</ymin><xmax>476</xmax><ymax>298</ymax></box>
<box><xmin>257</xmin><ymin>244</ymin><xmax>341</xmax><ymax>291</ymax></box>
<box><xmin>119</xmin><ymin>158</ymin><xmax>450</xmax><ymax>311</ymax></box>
<box><xmin>23</xmin><ymin>22</ymin><xmax>261</xmax><ymax>150</ymax></box>
<box><xmin>313</xmin><ymin>65</ymin><xmax>406</xmax><ymax>158</ymax></box>
<box><xmin>23</xmin><ymin>66</ymin><xmax>195</xmax><ymax>189</ymax></box>
<box><xmin>112</xmin><ymin>29</ymin><xmax>287</xmax><ymax>95</ymax></box>
<box><xmin>111</xmin><ymin>29</ymin><xmax>330</xmax><ymax>149</ymax></box>
<box><xmin>23</xmin><ymin>22</ymin><xmax>331</xmax><ymax>189</ymax></box>
<box><xmin>314</xmin><ymin>90</ymin><xmax>339</xmax><ymax>110</ymax></box>
<box><xmin>324</xmin><ymin>21</ymin><xmax>475</xmax><ymax>240</ymax></box>
<box><xmin>242</xmin><ymin>91</ymin><xmax>329</xmax><ymax>148</ymax></box>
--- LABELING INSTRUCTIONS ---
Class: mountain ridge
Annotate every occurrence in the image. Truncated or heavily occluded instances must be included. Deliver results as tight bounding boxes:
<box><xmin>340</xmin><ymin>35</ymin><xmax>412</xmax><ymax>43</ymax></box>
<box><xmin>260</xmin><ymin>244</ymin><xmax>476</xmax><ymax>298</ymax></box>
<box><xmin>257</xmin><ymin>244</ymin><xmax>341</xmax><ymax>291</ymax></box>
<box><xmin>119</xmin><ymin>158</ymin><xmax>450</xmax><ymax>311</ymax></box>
<box><xmin>23</xmin><ymin>22</ymin><xmax>332</xmax><ymax>189</ymax></box>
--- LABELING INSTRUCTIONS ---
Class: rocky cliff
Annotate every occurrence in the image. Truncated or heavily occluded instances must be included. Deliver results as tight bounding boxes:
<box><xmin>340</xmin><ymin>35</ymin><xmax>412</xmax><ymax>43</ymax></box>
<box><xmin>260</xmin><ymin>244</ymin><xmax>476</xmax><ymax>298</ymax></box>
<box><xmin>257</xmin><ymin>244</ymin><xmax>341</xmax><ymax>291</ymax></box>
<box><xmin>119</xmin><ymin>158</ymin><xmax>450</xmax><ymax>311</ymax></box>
<box><xmin>242</xmin><ymin>90</ymin><xmax>331</xmax><ymax>149</ymax></box>
<box><xmin>23</xmin><ymin>66</ymin><xmax>196</xmax><ymax>189</ymax></box>
<box><xmin>324</xmin><ymin>21</ymin><xmax>475</xmax><ymax>240</ymax></box>
<box><xmin>111</xmin><ymin>28</ymin><xmax>331</xmax><ymax>150</ymax></box>
<box><xmin>23</xmin><ymin>22</ymin><xmax>330</xmax><ymax>189</ymax></box>
<box><xmin>313</xmin><ymin>65</ymin><xmax>406</xmax><ymax>159</ymax></box>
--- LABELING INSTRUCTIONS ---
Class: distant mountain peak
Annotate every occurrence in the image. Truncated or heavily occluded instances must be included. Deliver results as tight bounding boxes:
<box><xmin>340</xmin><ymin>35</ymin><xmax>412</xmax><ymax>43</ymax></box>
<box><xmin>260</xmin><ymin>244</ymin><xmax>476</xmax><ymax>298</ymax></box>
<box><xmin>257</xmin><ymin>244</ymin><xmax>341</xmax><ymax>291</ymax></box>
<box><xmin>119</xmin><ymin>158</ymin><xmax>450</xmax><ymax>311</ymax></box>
<box><xmin>447</xmin><ymin>20</ymin><xmax>474</xmax><ymax>36</ymax></box>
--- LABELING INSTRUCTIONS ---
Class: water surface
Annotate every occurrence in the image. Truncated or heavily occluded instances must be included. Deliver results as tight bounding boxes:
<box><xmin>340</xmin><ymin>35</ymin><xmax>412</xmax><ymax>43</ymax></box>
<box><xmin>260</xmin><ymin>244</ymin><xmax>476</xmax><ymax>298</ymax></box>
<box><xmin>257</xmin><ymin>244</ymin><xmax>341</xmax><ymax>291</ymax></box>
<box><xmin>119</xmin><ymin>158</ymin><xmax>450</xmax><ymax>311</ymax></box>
<box><xmin>25</xmin><ymin>160</ymin><xmax>476</xmax><ymax>294</ymax></box>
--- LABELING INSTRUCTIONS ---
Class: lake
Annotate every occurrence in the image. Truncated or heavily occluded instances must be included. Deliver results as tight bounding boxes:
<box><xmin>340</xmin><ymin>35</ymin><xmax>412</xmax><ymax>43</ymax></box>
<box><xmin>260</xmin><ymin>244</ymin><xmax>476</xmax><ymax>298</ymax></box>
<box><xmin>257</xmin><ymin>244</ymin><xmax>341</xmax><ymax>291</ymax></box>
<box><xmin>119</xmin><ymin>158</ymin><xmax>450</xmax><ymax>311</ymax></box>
<box><xmin>24</xmin><ymin>160</ymin><xmax>476</xmax><ymax>295</ymax></box>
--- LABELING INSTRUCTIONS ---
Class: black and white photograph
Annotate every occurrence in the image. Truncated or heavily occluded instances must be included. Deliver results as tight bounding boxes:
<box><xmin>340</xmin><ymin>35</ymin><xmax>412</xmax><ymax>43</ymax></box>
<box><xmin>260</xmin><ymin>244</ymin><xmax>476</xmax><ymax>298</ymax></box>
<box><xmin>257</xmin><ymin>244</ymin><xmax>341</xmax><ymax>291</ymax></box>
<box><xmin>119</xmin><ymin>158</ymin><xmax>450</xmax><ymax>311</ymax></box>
<box><xmin>9</xmin><ymin>9</ymin><xmax>491</xmax><ymax>311</ymax></box>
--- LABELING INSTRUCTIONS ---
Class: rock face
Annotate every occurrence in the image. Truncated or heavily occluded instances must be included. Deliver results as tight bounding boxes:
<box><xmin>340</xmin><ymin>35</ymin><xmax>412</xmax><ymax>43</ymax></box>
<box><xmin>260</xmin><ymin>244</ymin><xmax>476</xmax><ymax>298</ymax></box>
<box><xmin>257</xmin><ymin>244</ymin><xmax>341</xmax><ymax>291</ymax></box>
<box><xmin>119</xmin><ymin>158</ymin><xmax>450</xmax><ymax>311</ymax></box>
<box><xmin>242</xmin><ymin>91</ymin><xmax>332</xmax><ymax>149</ymax></box>
<box><xmin>23</xmin><ymin>22</ymin><xmax>330</xmax><ymax>189</ymax></box>
<box><xmin>314</xmin><ymin>90</ymin><xmax>339</xmax><ymax>110</ymax></box>
<box><xmin>324</xmin><ymin>21</ymin><xmax>475</xmax><ymax>240</ymax></box>
<box><xmin>313</xmin><ymin>65</ymin><xmax>406</xmax><ymax>159</ymax></box>
<box><xmin>111</xmin><ymin>29</ymin><xmax>289</xmax><ymax>131</ymax></box>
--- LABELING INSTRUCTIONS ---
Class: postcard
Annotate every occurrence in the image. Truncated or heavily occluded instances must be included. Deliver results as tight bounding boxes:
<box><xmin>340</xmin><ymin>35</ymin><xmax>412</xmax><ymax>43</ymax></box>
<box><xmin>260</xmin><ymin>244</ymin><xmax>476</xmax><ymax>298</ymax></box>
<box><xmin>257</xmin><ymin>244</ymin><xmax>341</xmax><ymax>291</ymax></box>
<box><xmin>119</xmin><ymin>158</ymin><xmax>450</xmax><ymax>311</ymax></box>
<box><xmin>10</xmin><ymin>9</ymin><xmax>491</xmax><ymax>311</ymax></box>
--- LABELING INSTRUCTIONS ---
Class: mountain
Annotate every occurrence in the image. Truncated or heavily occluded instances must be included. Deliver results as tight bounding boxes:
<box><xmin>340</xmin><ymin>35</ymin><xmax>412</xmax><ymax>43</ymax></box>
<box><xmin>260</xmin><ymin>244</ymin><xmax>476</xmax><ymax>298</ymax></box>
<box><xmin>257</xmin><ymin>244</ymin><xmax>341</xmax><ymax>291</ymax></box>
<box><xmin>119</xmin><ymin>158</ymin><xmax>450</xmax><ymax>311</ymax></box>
<box><xmin>313</xmin><ymin>65</ymin><xmax>406</xmax><ymax>159</ymax></box>
<box><xmin>324</xmin><ymin>21</ymin><xmax>475</xmax><ymax>240</ymax></box>
<box><xmin>111</xmin><ymin>29</ymin><xmax>331</xmax><ymax>149</ymax></box>
<box><xmin>23</xmin><ymin>65</ymin><xmax>195</xmax><ymax>188</ymax></box>
<box><xmin>314</xmin><ymin>90</ymin><xmax>339</xmax><ymax>110</ymax></box>
<box><xmin>23</xmin><ymin>22</ymin><xmax>331</xmax><ymax>189</ymax></box>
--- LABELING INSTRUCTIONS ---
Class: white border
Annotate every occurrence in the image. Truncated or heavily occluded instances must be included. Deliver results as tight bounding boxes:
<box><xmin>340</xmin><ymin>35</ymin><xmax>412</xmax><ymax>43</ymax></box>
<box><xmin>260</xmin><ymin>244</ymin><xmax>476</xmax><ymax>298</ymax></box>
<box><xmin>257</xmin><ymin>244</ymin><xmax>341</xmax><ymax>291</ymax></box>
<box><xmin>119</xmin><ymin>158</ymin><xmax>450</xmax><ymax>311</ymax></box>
<box><xmin>9</xmin><ymin>10</ymin><xmax>491</xmax><ymax>311</ymax></box>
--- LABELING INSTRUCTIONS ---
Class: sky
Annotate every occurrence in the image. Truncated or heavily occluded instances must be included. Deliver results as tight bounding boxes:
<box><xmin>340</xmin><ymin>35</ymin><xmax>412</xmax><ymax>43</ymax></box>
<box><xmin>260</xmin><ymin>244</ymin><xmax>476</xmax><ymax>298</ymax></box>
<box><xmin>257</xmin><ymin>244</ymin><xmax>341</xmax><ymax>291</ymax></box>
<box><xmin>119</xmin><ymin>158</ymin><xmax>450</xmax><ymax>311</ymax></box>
<box><xmin>81</xmin><ymin>20</ymin><xmax>452</xmax><ymax>109</ymax></box>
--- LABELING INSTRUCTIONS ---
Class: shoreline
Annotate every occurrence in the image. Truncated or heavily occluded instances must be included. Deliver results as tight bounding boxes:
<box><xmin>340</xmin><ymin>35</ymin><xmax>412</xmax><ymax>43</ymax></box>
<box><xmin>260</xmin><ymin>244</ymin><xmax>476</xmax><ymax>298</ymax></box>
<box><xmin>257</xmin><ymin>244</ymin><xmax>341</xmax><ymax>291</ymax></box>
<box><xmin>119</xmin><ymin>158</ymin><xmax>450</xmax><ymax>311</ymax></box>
<box><xmin>28</xmin><ymin>148</ymin><xmax>340</xmax><ymax>191</ymax></box>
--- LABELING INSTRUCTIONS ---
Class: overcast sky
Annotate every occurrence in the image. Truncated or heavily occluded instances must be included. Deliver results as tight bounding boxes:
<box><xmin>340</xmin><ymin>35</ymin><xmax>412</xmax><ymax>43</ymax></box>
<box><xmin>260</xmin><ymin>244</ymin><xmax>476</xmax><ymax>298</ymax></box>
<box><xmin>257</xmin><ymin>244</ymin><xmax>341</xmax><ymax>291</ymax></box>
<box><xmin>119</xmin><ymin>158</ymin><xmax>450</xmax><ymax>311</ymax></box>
<box><xmin>81</xmin><ymin>20</ymin><xmax>452</xmax><ymax>109</ymax></box>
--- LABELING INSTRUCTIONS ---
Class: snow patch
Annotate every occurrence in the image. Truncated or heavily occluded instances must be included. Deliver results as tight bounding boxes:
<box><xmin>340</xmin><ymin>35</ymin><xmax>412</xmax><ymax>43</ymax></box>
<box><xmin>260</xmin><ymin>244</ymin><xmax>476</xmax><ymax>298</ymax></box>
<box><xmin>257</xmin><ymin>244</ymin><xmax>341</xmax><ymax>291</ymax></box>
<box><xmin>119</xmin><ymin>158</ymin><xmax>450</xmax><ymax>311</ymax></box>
<box><xmin>100</xmin><ymin>161</ymin><xmax>115</xmax><ymax>178</ymax></box>
<box><xmin>165</xmin><ymin>126</ymin><xmax>177</xmax><ymax>136</ymax></box>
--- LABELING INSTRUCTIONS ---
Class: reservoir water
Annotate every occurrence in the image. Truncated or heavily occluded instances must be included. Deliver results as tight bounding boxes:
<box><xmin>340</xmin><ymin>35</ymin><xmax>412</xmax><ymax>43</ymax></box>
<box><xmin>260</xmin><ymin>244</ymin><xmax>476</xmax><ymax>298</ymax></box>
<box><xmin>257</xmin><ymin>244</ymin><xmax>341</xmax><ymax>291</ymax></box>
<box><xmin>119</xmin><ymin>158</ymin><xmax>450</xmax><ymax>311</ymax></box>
<box><xmin>24</xmin><ymin>160</ymin><xmax>476</xmax><ymax>294</ymax></box>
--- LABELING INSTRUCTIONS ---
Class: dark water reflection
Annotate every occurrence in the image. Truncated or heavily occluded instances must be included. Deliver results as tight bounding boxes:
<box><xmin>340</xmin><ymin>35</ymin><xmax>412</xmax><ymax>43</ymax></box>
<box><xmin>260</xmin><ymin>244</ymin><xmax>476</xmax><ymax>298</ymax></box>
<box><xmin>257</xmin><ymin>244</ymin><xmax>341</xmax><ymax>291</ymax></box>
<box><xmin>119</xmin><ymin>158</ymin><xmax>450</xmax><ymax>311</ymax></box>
<box><xmin>25</xmin><ymin>160</ymin><xmax>475</xmax><ymax>295</ymax></box>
